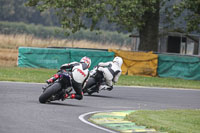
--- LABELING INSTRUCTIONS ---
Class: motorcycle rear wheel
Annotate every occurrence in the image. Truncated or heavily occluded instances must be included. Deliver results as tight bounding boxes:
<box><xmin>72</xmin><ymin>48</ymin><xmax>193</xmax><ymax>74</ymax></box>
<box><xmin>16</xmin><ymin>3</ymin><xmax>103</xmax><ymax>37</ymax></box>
<box><xmin>87</xmin><ymin>86</ymin><xmax>99</xmax><ymax>95</ymax></box>
<box><xmin>83</xmin><ymin>77</ymin><xmax>97</xmax><ymax>95</ymax></box>
<box><xmin>39</xmin><ymin>83</ymin><xmax>61</xmax><ymax>103</ymax></box>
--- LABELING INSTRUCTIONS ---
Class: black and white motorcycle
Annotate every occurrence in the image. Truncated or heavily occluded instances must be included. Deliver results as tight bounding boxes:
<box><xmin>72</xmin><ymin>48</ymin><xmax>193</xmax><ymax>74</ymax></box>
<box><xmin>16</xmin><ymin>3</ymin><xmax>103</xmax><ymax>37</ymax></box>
<box><xmin>83</xmin><ymin>66</ymin><xmax>112</xmax><ymax>95</ymax></box>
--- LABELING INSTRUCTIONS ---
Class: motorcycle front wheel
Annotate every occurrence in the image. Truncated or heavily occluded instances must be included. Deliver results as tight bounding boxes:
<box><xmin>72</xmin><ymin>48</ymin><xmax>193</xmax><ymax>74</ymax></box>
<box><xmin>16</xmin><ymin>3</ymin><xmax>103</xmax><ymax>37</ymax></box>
<box><xmin>39</xmin><ymin>83</ymin><xmax>61</xmax><ymax>103</ymax></box>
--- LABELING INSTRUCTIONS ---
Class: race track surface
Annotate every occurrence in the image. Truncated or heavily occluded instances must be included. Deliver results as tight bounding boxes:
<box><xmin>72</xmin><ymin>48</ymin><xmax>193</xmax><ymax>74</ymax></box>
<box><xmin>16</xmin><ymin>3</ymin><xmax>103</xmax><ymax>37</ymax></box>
<box><xmin>0</xmin><ymin>81</ymin><xmax>200</xmax><ymax>133</ymax></box>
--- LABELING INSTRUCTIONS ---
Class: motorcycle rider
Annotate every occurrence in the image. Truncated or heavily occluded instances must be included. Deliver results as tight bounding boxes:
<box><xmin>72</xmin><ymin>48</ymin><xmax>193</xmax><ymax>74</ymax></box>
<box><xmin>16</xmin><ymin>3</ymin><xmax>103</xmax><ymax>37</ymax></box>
<box><xmin>46</xmin><ymin>56</ymin><xmax>91</xmax><ymax>100</ymax></box>
<box><xmin>95</xmin><ymin>56</ymin><xmax>123</xmax><ymax>91</ymax></box>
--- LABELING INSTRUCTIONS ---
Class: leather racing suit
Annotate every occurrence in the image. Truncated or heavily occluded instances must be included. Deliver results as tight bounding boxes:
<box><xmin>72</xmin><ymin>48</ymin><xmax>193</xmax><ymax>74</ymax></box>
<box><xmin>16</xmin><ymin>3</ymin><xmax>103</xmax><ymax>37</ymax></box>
<box><xmin>97</xmin><ymin>61</ymin><xmax>122</xmax><ymax>90</ymax></box>
<box><xmin>60</xmin><ymin>62</ymin><xmax>89</xmax><ymax>100</ymax></box>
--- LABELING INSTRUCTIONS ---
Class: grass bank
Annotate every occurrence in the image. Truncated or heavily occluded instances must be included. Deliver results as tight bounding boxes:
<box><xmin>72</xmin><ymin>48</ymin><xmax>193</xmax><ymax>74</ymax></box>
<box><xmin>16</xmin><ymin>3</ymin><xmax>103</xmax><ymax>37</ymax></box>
<box><xmin>118</xmin><ymin>75</ymin><xmax>200</xmax><ymax>89</ymax></box>
<box><xmin>1</xmin><ymin>66</ymin><xmax>200</xmax><ymax>89</ymax></box>
<box><xmin>0</xmin><ymin>66</ymin><xmax>55</xmax><ymax>83</ymax></box>
<box><xmin>125</xmin><ymin>109</ymin><xmax>200</xmax><ymax>133</ymax></box>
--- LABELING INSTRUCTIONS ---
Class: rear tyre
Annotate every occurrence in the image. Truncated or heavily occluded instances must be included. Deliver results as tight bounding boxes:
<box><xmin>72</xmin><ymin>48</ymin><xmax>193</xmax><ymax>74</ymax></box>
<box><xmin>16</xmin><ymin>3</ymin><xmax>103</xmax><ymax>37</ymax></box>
<box><xmin>87</xmin><ymin>87</ymin><xmax>99</xmax><ymax>95</ymax></box>
<box><xmin>87</xmin><ymin>90</ymin><xmax>94</xmax><ymax>95</ymax></box>
<box><xmin>39</xmin><ymin>83</ymin><xmax>61</xmax><ymax>103</ymax></box>
<box><xmin>83</xmin><ymin>77</ymin><xmax>96</xmax><ymax>95</ymax></box>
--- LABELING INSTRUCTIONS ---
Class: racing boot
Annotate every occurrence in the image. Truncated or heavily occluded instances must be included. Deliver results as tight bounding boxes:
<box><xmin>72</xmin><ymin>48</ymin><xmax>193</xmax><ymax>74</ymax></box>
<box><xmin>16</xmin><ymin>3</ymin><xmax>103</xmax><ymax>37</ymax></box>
<box><xmin>99</xmin><ymin>85</ymin><xmax>113</xmax><ymax>91</ymax></box>
<box><xmin>62</xmin><ymin>93</ymin><xmax>83</xmax><ymax>100</ymax></box>
<box><xmin>62</xmin><ymin>93</ymin><xmax>75</xmax><ymax>100</ymax></box>
<box><xmin>107</xmin><ymin>85</ymin><xmax>113</xmax><ymax>91</ymax></box>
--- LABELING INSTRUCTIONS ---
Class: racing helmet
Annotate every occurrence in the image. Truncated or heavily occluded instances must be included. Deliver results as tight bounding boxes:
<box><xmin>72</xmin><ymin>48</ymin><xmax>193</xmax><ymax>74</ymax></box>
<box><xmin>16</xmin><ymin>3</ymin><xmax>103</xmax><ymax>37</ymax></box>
<box><xmin>80</xmin><ymin>56</ymin><xmax>91</xmax><ymax>68</ymax></box>
<box><xmin>113</xmin><ymin>56</ymin><xmax>123</xmax><ymax>68</ymax></box>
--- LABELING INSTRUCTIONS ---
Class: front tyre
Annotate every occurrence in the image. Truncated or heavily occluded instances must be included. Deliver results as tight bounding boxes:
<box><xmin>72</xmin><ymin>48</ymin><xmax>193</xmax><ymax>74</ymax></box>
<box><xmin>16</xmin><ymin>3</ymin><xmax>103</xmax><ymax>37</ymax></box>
<box><xmin>39</xmin><ymin>83</ymin><xmax>61</xmax><ymax>103</ymax></box>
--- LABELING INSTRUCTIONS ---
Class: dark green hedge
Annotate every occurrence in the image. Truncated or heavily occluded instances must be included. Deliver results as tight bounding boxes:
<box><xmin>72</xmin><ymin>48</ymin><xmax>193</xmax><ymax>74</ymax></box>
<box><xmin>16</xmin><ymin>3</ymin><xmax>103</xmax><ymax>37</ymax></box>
<box><xmin>0</xmin><ymin>21</ymin><xmax>131</xmax><ymax>45</ymax></box>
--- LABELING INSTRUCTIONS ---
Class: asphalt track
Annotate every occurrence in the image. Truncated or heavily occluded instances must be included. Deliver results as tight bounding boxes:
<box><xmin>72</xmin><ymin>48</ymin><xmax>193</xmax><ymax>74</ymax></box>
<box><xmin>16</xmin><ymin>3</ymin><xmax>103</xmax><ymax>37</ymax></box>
<box><xmin>0</xmin><ymin>81</ymin><xmax>200</xmax><ymax>133</ymax></box>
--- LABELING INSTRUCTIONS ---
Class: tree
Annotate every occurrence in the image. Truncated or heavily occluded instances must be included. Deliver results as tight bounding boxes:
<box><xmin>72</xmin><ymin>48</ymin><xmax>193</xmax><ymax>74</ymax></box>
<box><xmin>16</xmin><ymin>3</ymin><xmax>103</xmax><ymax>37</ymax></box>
<box><xmin>26</xmin><ymin>0</ymin><xmax>161</xmax><ymax>51</ymax></box>
<box><xmin>26</xmin><ymin>0</ymin><xmax>200</xmax><ymax>52</ymax></box>
<box><xmin>170</xmin><ymin>0</ymin><xmax>200</xmax><ymax>33</ymax></box>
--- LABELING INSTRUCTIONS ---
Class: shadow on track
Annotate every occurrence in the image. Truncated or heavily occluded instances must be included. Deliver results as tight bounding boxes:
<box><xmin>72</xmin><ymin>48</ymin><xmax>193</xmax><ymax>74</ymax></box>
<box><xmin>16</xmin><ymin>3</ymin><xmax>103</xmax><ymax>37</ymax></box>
<box><xmin>84</xmin><ymin>94</ymin><xmax>140</xmax><ymax>101</ymax></box>
<box><xmin>46</xmin><ymin>102</ymin><xmax>88</xmax><ymax>107</ymax></box>
<box><xmin>29</xmin><ymin>99</ymin><xmax>87</xmax><ymax>107</ymax></box>
<box><xmin>84</xmin><ymin>94</ymin><xmax>120</xmax><ymax>99</ymax></box>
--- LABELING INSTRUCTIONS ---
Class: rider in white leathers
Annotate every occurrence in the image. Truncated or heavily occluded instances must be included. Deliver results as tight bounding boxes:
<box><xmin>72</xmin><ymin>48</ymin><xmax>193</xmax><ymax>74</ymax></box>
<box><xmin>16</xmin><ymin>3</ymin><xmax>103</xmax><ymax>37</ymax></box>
<box><xmin>97</xmin><ymin>56</ymin><xmax>123</xmax><ymax>91</ymax></box>
<box><xmin>46</xmin><ymin>56</ymin><xmax>91</xmax><ymax>100</ymax></box>
<box><xmin>61</xmin><ymin>56</ymin><xmax>91</xmax><ymax>100</ymax></box>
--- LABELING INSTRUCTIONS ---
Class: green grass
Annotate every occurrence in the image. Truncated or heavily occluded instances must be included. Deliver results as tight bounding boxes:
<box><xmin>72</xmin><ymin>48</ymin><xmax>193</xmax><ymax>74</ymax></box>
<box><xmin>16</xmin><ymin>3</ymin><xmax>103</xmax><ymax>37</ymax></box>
<box><xmin>0</xmin><ymin>66</ymin><xmax>56</xmax><ymax>83</ymax></box>
<box><xmin>125</xmin><ymin>109</ymin><xmax>200</xmax><ymax>133</ymax></box>
<box><xmin>1</xmin><ymin>66</ymin><xmax>200</xmax><ymax>89</ymax></box>
<box><xmin>117</xmin><ymin>75</ymin><xmax>200</xmax><ymax>89</ymax></box>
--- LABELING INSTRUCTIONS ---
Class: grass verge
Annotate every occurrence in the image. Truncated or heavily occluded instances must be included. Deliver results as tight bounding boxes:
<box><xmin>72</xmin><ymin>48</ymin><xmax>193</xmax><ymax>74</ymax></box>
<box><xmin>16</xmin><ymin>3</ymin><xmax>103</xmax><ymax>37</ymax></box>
<box><xmin>118</xmin><ymin>75</ymin><xmax>200</xmax><ymax>89</ymax></box>
<box><xmin>0</xmin><ymin>66</ymin><xmax>56</xmax><ymax>83</ymax></box>
<box><xmin>1</xmin><ymin>66</ymin><xmax>200</xmax><ymax>89</ymax></box>
<box><xmin>125</xmin><ymin>109</ymin><xmax>200</xmax><ymax>133</ymax></box>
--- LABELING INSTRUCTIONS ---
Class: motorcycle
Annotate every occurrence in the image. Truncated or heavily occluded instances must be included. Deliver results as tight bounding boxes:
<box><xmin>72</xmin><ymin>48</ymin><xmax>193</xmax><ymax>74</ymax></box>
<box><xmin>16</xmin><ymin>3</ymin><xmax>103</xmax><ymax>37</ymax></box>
<box><xmin>39</xmin><ymin>70</ymin><xmax>73</xmax><ymax>103</ymax></box>
<box><xmin>83</xmin><ymin>66</ymin><xmax>111</xmax><ymax>95</ymax></box>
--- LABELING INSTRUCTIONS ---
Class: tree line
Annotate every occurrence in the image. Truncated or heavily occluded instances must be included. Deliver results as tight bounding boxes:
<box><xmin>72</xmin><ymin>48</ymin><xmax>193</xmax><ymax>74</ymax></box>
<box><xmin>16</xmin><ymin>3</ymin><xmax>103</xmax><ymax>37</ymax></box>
<box><xmin>0</xmin><ymin>0</ymin><xmax>118</xmax><ymax>31</ymax></box>
<box><xmin>0</xmin><ymin>0</ymin><xmax>59</xmax><ymax>26</ymax></box>
<box><xmin>0</xmin><ymin>21</ymin><xmax>131</xmax><ymax>45</ymax></box>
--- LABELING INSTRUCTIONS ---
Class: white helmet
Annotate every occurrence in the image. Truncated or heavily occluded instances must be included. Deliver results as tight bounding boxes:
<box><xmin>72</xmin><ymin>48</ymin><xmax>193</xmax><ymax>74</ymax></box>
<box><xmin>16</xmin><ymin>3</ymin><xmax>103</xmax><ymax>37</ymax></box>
<box><xmin>80</xmin><ymin>56</ymin><xmax>91</xmax><ymax>68</ymax></box>
<box><xmin>113</xmin><ymin>56</ymin><xmax>123</xmax><ymax>68</ymax></box>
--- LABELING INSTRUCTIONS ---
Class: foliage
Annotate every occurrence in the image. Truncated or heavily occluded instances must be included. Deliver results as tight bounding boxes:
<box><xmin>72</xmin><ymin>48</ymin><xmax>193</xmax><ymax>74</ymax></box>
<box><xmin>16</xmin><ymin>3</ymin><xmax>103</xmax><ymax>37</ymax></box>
<box><xmin>2</xmin><ymin>0</ymin><xmax>199</xmax><ymax>51</ymax></box>
<box><xmin>26</xmin><ymin>0</ymin><xmax>160</xmax><ymax>33</ymax></box>
<box><xmin>2</xmin><ymin>0</ymin><xmax>199</xmax><ymax>34</ymax></box>
<box><xmin>26</xmin><ymin>0</ymin><xmax>162</xmax><ymax>51</ymax></box>
<box><xmin>0</xmin><ymin>0</ymin><xmax>60</xmax><ymax>26</ymax></box>
<box><xmin>165</xmin><ymin>0</ymin><xmax>200</xmax><ymax>33</ymax></box>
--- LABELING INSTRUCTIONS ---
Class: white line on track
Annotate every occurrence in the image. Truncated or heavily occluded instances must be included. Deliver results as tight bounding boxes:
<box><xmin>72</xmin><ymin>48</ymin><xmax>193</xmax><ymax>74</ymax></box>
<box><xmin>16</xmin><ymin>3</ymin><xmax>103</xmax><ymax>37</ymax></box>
<box><xmin>79</xmin><ymin>110</ymin><xmax>117</xmax><ymax>133</ymax></box>
<box><xmin>0</xmin><ymin>81</ymin><xmax>45</xmax><ymax>85</ymax></box>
